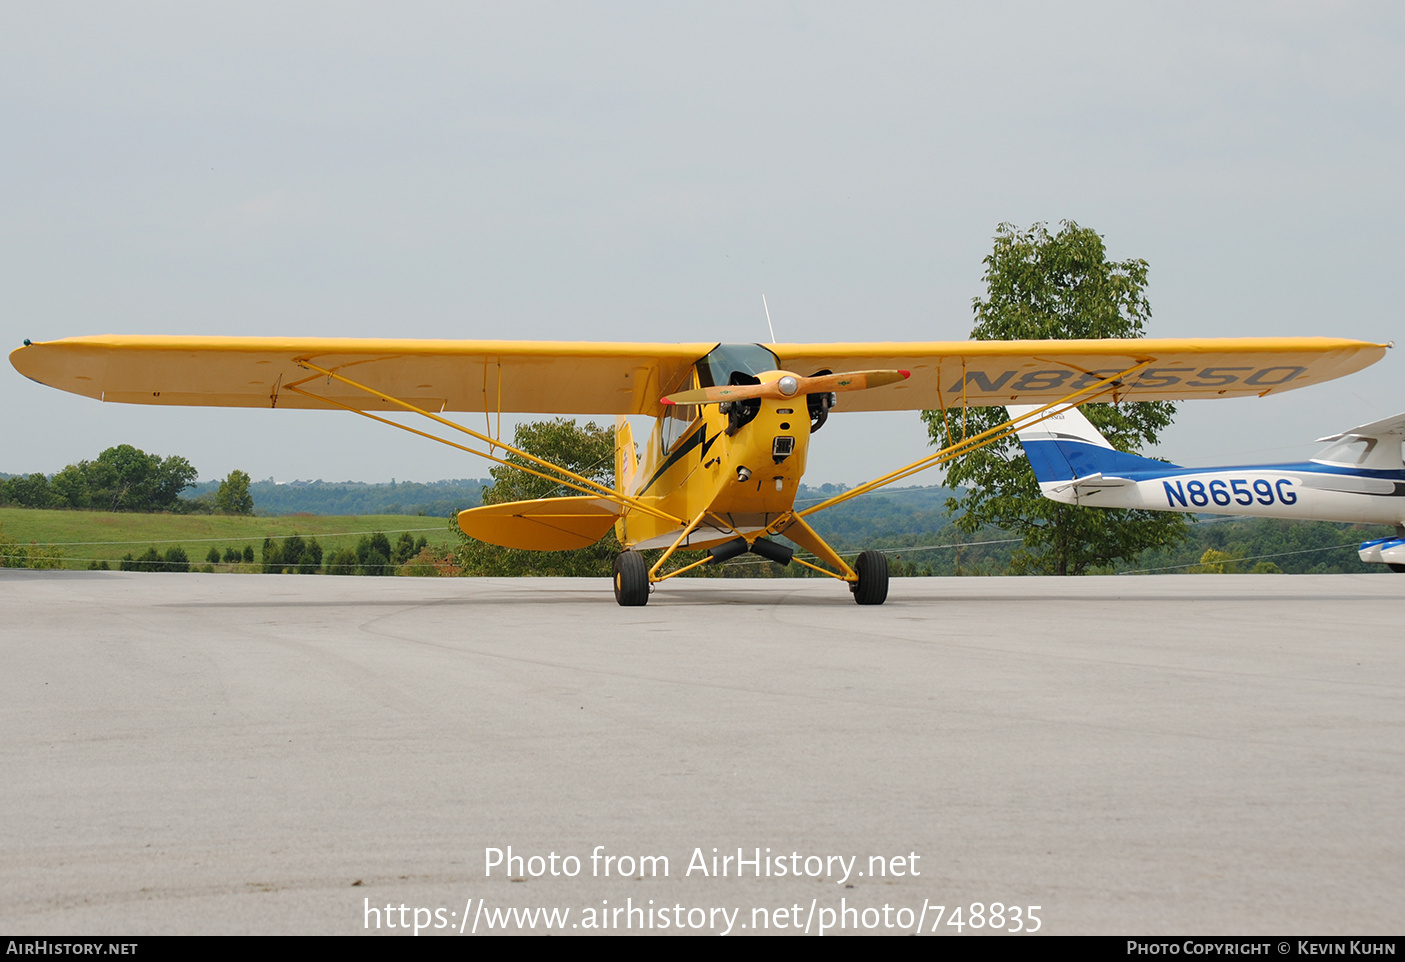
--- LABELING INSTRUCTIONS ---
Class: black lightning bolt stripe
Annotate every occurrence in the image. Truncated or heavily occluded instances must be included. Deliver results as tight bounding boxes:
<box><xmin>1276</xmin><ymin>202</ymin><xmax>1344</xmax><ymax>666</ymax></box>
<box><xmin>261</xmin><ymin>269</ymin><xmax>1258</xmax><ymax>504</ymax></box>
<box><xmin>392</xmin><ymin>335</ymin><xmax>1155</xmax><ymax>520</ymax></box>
<box><xmin>638</xmin><ymin>425</ymin><xmax>708</xmax><ymax>496</ymax></box>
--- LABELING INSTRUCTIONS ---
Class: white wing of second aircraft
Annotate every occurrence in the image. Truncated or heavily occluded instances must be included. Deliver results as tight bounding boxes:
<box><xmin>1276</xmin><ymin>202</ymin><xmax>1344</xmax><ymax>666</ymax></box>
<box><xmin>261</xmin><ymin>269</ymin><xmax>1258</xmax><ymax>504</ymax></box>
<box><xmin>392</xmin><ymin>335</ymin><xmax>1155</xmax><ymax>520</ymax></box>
<box><xmin>1315</xmin><ymin>411</ymin><xmax>1405</xmax><ymax>443</ymax></box>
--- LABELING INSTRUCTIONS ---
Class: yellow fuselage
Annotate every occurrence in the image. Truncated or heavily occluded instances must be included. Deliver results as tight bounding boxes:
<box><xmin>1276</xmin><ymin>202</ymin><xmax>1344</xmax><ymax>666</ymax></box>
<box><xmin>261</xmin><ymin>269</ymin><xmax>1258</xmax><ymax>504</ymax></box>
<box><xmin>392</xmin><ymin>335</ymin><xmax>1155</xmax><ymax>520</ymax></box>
<box><xmin>618</xmin><ymin>370</ymin><xmax>812</xmax><ymax>550</ymax></box>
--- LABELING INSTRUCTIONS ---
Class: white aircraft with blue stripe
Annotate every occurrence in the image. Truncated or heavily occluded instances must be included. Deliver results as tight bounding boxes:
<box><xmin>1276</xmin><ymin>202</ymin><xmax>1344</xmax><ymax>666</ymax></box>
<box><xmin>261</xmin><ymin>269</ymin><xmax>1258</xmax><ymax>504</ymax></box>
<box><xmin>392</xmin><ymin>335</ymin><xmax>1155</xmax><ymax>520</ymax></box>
<box><xmin>1008</xmin><ymin>405</ymin><xmax>1405</xmax><ymax>572</ymax></box>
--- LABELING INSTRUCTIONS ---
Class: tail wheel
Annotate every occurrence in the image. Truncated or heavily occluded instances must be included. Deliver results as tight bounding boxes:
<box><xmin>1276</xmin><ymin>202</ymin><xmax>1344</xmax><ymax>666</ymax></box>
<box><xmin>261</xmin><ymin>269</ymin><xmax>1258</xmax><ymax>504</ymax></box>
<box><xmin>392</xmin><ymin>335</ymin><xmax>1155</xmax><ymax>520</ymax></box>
<box><xmin>851</xmin><ymin>549</ymin><xmax>889</xmax><ymax>605</ymax></box>
<box><xmin>613</xmin><ymin>551</ymin><xmax>650</xmax><ymax>606</ymax></box>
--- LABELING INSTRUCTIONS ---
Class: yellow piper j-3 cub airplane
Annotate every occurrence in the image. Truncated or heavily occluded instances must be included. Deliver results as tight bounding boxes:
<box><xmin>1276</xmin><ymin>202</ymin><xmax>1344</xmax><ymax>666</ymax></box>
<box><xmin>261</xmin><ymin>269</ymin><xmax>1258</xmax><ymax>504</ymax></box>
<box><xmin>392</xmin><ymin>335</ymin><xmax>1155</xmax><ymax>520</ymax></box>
<box><xmin>9</xmin><ymin>334</ymin><xmax>1389</xmax><ymax>605</ymax></box>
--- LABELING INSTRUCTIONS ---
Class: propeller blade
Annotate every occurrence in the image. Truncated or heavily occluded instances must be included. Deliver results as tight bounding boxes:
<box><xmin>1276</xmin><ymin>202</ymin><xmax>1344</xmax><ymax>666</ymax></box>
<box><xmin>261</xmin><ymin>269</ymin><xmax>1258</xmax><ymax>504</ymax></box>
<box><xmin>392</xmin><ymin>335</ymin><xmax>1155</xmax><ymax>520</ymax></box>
<box><xmin>802</xmin><ymin>369</ymin><xmax>910</xmax><ymax>394</ymax></box>
<box><xmin>661</xmin><ymin>383</ymin><xmax>771</xmax><ymax>405</ymax></box>
<box><xmin>662</xmin><ymin>369</ymin><xmax>909</xmax><ymax>406</ymax></box>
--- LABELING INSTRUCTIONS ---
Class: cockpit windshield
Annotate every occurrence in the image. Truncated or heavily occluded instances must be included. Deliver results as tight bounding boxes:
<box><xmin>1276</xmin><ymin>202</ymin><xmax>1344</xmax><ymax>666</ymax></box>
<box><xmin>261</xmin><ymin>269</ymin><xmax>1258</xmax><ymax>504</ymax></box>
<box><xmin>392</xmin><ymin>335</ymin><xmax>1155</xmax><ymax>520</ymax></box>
<box><xmin>696</xmin><ymin>344</ymin><xmax>781</xmax><ymax>388</ymax></box>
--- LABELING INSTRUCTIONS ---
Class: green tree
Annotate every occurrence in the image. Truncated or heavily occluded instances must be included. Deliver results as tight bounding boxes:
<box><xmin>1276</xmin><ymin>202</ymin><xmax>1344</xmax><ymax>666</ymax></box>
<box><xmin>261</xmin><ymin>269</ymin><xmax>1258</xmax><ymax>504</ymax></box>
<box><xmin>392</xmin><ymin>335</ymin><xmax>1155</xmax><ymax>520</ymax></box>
<box><xmin>1190</xmin><ymin>547</ymin><xmax>1242</xmax><ymax>573</ymax></box>
<box><xmin>295</xmin><ymin>538</ymin><xmax>323</xmax><ymax>574</ymax></box>
<box><xmin>123</xmin><ymin>547</ymin><xmax>165</xmax><ymax>572</ymax></box>
<box><xmin>50</xmin><ymin>464</ymin><xmax>92</xmax><ymax>508</ymax></box>
<box><xmin>355</xmin><ymin>532</ymin><xmax>393</xmax><ymax>575</ymax></box>
<box><xmin>214</xmin><ymin>469</ymin><xmax>255</xmax><ymax>514</ymax></box>
<box><xmin>456</xmin><ymin>419</ymin><xmax>620</xmax><ymax>576</ymax></box>
<box><xmin>86</xmin><ymin>445</ymin><xmax>196</xmax><ymax>511</ymax></box>
<box><xmin>392</xmin><ymin>532</ymin><xmax>423</xmax><ymax>565</ymax></box>
<box><xmin>261</xmin><ymin>537</ymin><xmax>282</xmax><ymax>573</ymax></box>
<box><xmin>325</xmin><ymin>547</ymin><xmax>359</xmax><ymax>576</ymax></box>
<box><xmin>90</xmin><ymin>445</ymin><xmax>158</xmax><ymax>510</ymax></box>
<box><xmin>482</xmin><ymin>419</ymin><xmax>615</xmax><ymax>503</ymax></box>
<box><xmin>924</xmin><ymin>221</ymin><xmax>1189</xmax><ymax>575</ymax></box>
<box><xmin>6</xmin><ymin>472</ymin><xmax>53</xmax><ymax>508</ymax></box>
<box><xmin>152</xmin><ymin>456</ymin><xmax>198</xmax><ymax>509</ymax></box>
<box><xmin>282</xmin><ymin>534</ymin><xmax>306</xmax><ymax>570</ymax></box>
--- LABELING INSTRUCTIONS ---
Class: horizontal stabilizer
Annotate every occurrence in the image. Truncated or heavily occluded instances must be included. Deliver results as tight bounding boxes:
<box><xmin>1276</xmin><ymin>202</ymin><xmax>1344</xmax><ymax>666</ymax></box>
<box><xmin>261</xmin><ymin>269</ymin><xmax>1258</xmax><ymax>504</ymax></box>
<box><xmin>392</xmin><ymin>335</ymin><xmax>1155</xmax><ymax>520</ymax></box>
<box><xmin>458</xmin><ymin>496</ymin><xmax>623</xmax><ymax>551</ymax></box>
<box><xmin>1049</xmin><ymin>473</ymin><xmax>1136</xmax><ymax>495</ymax></box>
<box><xmin>1316</xmin><ymin>410</ymin><xmax>1405</xmax><ymax>443</ymax></box>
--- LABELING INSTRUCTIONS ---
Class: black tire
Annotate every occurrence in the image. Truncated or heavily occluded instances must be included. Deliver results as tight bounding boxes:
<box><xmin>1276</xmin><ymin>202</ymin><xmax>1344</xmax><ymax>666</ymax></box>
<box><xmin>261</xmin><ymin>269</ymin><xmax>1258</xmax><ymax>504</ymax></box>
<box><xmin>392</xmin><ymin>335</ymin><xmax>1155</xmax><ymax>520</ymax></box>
<box><xmin>1389</xmin><ymin>563</ymin><xmax>1405</xmax><ymax>573</ymax></box>
<box><xmin>851</xmin><ymin>549</ymin><xmax>889</xmax><ymax>605</ymax></box>
<box><xmin>613</xmin><ymin>551</ymin><xmax>650</xmax><ymax>606</ymax></box>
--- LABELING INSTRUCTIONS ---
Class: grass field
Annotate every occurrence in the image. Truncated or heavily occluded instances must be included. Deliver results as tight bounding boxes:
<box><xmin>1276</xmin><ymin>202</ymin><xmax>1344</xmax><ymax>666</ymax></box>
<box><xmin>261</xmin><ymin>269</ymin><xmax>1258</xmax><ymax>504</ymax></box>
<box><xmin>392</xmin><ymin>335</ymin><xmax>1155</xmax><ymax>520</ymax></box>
<box><xmin>0</xmin><ymin>508</ymin><xmax>458</xmax><ymax>570</ymax></box>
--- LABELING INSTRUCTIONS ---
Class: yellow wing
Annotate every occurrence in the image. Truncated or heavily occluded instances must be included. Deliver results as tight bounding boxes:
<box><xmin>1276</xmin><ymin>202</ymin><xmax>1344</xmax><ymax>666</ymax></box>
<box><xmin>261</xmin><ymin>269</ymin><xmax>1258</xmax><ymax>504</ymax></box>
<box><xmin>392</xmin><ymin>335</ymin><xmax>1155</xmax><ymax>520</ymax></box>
<box><xmin>771</xmin><ymin>338</ymin><xmax>1390</xmax><ymax>410</ymax></box>
<box><xmin>8</xmin><ymin>335</ymin><xmax>713</xmax><ymax>415</ymax></box>
<box><xmin>9</xmin><ymin>334</ymin><xmax>1389</xmax><ymax>415</ymax></box>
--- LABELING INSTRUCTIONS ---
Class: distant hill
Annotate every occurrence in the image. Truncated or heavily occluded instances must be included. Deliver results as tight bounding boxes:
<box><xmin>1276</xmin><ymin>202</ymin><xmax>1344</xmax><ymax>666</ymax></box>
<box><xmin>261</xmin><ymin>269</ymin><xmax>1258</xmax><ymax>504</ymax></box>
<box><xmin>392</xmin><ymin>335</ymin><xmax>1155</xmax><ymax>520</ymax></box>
<box><xmin>795</xmin><ymin>483</ymin><xmax>956</xmax><ymax>546</ymax></box>
<box><xmin>173</xmin><ymin>477</ymin><xmax>955</xmax><ymax>522</ymax></box>
<box><xmin>182</xmin><ymin>478</ymin><xmax>490</xmax><ymax>517</ymax></box>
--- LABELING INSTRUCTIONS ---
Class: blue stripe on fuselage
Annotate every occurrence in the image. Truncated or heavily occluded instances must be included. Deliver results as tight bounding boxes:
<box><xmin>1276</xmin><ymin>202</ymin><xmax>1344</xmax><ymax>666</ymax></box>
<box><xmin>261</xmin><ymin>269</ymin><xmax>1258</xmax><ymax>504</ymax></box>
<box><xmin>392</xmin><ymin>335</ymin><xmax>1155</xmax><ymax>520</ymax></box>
<box><xmin>1110</xmin><ymin>460</ymin><xmax>1405</xmax><ymax>483</ymax></box>
<box><xmin>1020</xmin><ymin>439</ymin><xmax>1405</xmax><ymax>484</ymax></box>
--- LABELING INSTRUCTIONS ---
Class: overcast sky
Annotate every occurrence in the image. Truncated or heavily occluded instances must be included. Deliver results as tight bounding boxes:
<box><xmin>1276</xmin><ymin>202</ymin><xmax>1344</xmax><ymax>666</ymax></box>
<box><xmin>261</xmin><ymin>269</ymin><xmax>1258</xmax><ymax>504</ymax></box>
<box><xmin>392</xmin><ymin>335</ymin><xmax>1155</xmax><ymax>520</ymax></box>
<box><xmin>3</xmin><ymin>2</ymin><xmax>1402</xmax><ymax>485</ymax></box>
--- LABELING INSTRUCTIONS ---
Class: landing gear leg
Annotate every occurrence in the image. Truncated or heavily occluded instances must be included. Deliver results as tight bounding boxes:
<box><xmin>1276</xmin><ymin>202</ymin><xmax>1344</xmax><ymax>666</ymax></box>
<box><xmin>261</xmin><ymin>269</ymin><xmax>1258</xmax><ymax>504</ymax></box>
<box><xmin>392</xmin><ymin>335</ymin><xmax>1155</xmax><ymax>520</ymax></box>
<box><xmin>614</xmin><ymin>551</ymin><xmax>650</xmax><ymax>606</ymax></box>
<box><xmin>851</xmin><ymin>549</ymin><xmax>889</xmax><ymax>605</ymax></box>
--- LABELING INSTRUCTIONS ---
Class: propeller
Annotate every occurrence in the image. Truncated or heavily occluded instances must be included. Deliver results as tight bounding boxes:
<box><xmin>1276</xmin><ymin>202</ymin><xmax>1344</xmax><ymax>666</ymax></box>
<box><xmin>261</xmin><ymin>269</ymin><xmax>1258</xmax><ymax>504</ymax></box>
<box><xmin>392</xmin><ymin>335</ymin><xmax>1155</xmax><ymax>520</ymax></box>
<box><xmin>661</xmin><ymin>369</ymin><xmax>909</xmax><ymax>406</ymax></box>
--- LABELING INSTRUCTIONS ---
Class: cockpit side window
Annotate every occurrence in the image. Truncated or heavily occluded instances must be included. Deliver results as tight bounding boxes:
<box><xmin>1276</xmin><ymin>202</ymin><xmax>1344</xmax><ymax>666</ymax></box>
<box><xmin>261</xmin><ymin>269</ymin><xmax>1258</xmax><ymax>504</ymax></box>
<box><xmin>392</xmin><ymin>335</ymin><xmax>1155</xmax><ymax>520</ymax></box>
<box><xmin>660</xmin><ymin>368</ymin><xmax>699</xmax><ymax>454</ymax></box>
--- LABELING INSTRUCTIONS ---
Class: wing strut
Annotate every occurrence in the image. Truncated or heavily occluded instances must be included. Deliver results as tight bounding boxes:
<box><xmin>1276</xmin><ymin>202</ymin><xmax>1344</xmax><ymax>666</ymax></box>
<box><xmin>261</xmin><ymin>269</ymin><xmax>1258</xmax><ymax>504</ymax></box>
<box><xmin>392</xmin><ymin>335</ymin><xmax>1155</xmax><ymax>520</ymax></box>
<box><xmin>284</xmin><ymin>359</ymin><xmax>684</xmax><ymax>526</ymax></box>
<box><xmin>646</xmin><ymin>511</ymin><xmax>727</xmax><ymax>582</ymax></box>
<box><xmin>799</xmin><ymin>360</ymin><xmax>1155</xmax><ymax>519</ymax></box>
<box><xmin>482</xmin><ymin>357</ymin><xmax>503</xmax><ymax>456</ymax></box>
<box><xmin>776</xmin><ymin>513</ymin><xmax>858</xmax><ymax>580</ymax></box>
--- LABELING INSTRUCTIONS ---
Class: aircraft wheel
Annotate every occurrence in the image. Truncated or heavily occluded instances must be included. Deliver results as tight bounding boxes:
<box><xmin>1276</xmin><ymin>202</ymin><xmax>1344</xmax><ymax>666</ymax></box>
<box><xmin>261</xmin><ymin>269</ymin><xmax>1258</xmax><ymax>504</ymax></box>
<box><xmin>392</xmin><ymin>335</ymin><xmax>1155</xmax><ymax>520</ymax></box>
<box><xmin>613</xmin><ymin>551</ymin><xmax>650</xmax><ymax>606</ymax></box>
<box><xmin>1388</xmin><ymin>563</ymin><xmax>1405</xmax><ymax>573</ymax></box>
<box><xmin>851</xmin><ymin>549</ymin><xmax>889</xmax><ymax>605</ymax></box>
